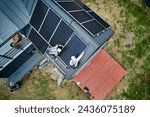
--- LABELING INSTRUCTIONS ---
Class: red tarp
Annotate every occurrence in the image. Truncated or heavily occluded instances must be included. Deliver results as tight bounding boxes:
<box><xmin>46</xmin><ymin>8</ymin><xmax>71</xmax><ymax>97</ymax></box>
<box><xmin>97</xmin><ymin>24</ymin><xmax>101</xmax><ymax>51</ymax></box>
<box><xmin>72</xmin><ymin>50</ymin><xmax>126</xmax><ymax>100</ymax></box>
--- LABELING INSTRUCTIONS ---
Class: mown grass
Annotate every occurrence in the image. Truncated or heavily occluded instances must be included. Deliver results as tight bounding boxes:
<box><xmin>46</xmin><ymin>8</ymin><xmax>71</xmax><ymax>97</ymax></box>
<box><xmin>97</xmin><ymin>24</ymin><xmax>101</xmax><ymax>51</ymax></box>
<box><xmin>113</xmin><ymin>0</ymin><xmax>150</xmax><ymax>99</ymax></box>
<box><xmin>0</xmin><ymin>69</ymin><xmax>89</xmax><ymax>100</ymax></box>
<box><xmin>123</xmin><ymin>55</ymin><xmax>150</xmax><ymax>99</ymax></box>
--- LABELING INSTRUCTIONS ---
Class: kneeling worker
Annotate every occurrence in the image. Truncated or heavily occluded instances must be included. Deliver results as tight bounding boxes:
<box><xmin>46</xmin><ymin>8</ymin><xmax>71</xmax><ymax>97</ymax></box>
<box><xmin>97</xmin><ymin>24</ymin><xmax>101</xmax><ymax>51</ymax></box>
<box><xmin>48</xmin><ymin>44</ymin><xmax>64</xmax><ymax>57</ymax></box>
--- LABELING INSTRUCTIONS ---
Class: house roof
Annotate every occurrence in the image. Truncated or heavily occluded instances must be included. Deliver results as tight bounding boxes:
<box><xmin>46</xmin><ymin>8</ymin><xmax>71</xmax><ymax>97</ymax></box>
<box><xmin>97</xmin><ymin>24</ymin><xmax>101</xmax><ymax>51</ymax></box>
<box><xmin>27</xmin><ymin>0</ymin><xmax>114</xmax><ymax>79</ymax></box>
<box><xmin>72</xmin><ymin>50</ymin><xmax>126</xmax><ymax>100</ymax></box>
<box><xmin>22</xmin><ymin>0</ymin><xmax>38</xmax><ymax>16</ymax></box>
<box><xmin>0</xmin><ymin>0</ymin><xmax>37</xmax><ymax>46</ymax></box>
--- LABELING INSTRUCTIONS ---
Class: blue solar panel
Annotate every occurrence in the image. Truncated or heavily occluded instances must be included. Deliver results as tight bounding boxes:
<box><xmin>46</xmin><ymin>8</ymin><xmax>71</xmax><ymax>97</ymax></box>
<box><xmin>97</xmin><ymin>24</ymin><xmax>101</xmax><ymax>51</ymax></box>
<box><xmin>82</xmin><ymin>20</ymin><xmax>105</xmax><ymax>35</ymax></box>
<box><xmin>70</xmin><ymin>11</ymin><xmax>93</xmax><ymax>23</ymax></box>
<box><xmin>55</xmin><ymin>0</ymin><xmax>73</xmax><ymax>1</ymax></box>
<box><xmin>53</xmin><ymin>0</ymin><xmax>109</xmax><ymax>36</ymax></box>
<box><xmin>39</xmin><ymin>9</ymin><xmax>61</xmax><ymax>42</ymax></box>
<box><xmin>49</xmin><ymin>20</ymin><xmax>74</xmax><ymax>46</ymax></box>
<box><xmin>74</xmin><ymin>0</ymin><xmax>91</xmax><ymax>11</ymax></box>
<box><xmin>30</xmin><ymin>0</ymin><xmax>48</xmax><ymax>31</ymax></box>
<box><xmin>59</xmin><ymin>34</ymin><xmax>87</xmax><ymax>66</ymax></box>
<box><xmin>88</xmin><ymin>11</ymin><xmax>110</xmax><ymax>28</ymax></box>
<box><xmin>57</xmin><ymin>2</ymin><xmax>82</xmax><ymax>11</ymax></box>
<box><xmin>29</xmin><ymin>0</ymin><xmax>89</xmax><ymax>64</ymax></box>
<box><xmin>28</xmin><ymin>28</ymin><xmax>49</xmax><ymax>54</ymax></box>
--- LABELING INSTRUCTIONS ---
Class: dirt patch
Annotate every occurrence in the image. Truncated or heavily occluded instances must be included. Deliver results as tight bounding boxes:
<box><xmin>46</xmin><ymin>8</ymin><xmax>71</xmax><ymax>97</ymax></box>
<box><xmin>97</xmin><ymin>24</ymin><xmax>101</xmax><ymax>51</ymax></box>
<box><xmin>0</xmin><ymin>78</ymin><xmax>7</xmax><ymax>86</ymax></box>
<box><xmin>38</xmin><ymin>62</ymin><xmax>89</xmax><ymax>99</ymax></box>
<box><xmin>131</xmin><ymin>0</ymin><xmax>142</xmax><ymax>6</ymax></box>
<box><xmin>124</xmin><ymin>32</ymin><xmax>135</xmax><ymax>45</ymax></box>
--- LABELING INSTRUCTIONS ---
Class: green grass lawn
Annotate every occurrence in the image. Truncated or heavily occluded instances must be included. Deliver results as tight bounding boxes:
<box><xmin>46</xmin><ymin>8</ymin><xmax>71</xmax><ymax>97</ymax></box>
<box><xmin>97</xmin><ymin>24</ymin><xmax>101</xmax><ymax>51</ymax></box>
<box><xmin>104</xmin><ymin>0</ymin><xmax>150</xmax><ymax>99</ymax></box>
<box><xmin>118</xmin><ymin>0</ymin><xmax>150</xmax><ymax>99</ymax></box>
<box><xmin>0</xmin><ymin>69</ymin><xmax>89</xmax><ymax>100</ymax></box>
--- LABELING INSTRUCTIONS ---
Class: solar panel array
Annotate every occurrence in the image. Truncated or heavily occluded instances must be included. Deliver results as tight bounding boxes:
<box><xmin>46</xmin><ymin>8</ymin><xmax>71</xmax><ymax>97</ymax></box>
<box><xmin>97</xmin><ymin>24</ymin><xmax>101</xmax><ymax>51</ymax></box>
<box><xmin>49</xmin><ymin>20</ymin><xmax>74</xmax><ymax>46</ymax></box>
<box><xmin>28</xmin><ymin>28</ymin><xmax>49</xmax><ymax>54</ymax></box>
<box><xmin>59</xmin><ymin>34</ymin><xmax>87</xmax><ymax>66</ymax></box>
<box><xmin>30</xmin><ymin>0</ymin><xmax>48</xmax><ymax>31</ymax></box>
<box><xmin>29</xmin><ymin>0</ymin><xmax>87</xmax><ymax>66</ymax></box>
<box><xmin>53</xmin><ymin>0</ymin><xmax>110</xmax><ymax>36</ymax></box>
<box><xmin>29</xmin><ymin>0</ymin><xmax>74</xmax><ymax>54</ymax></box>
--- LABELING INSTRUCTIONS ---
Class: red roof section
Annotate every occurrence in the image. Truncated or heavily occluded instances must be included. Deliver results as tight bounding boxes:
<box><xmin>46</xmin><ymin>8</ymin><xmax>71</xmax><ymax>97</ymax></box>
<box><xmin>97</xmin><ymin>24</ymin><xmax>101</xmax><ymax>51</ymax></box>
<box><xmin>72</xmin><ymin>50</ymin><xmax>126</xmax><ymax>100</ymax></box>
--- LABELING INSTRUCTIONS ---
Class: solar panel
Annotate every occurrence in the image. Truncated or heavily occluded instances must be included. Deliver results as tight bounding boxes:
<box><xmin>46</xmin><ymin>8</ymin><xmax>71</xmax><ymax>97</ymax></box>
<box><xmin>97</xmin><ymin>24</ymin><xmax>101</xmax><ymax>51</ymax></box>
<box><xmin>30</xmin><ymin>0</ymin><xmax>48</xmax><ymax>31</ymax></box>
<box><xmin>88</xmin><ymin>11</ymin><xmax>110</xmax><ymax>28</ymax></box>
<box><xmin>74</xmin><ymin>0</ymin><xmax>91</xmax><ymax>11</ymax></box>
<box><xmin>82</xmin><ymin>20</ymin><xmax>105</xmax><ymax>36</ymax></box>
<box><xmin>59</xmin><ymin>34</ymin><xmax>87</xmax><ymax>66</ymax></box>
<box><xmin>53</xmin><ymin>0</ymin><xmax>109</xmax><ymax>36</ymax></box>
<box><xmin>21</xmin><ymin>24</ymin><xmax>31</xmax><ymax>37</ymax></box>
<box><xmin>70</xmin><ymin>11</ymin><xmax>93</xmax><ymax>23</ymax></box>
<box><xmin>29</xmin><ymin>0</ymin><xmax>90</xmax><ymax>66</ymax></box>
<box><xmin>28</xmin><ymin>28</ymin><xmax>49</xmax><ymax>54</ymax></box>
<box><xmin>55</xmin><ymin>0</ymin><xmax>72</xmax><ymax>1</ymax></box>
<box><xmin>39</xmin><ymin>9</ymin><xmax>61</xmax><ymax>42</ymax></box>
<box><xmin>57</xmin><ymin>2</ymin><xmax>82</xmax><ymax>11</ymax></box>
<box><xmin>49</xmin><ymin>20</ymin><xmax>74</xmax><ymax>46</ymax></box>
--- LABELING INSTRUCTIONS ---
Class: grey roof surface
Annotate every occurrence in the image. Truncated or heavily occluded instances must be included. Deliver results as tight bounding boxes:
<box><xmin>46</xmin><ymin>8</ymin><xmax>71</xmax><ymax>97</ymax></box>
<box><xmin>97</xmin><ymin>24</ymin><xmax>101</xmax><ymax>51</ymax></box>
<box><xmin>40</xmin><ymin>0</ymin><xmax>114</xmax><ymax>79</ymax></box>
<box><xmin>22</xmin><ymin>0</ymin><xmax>38</xmax><ymax>17</ymax></box>
<box><xmin>0</xmin><ymin>0</ymin><xmax>36</xmax><ymax>46</ymax></box>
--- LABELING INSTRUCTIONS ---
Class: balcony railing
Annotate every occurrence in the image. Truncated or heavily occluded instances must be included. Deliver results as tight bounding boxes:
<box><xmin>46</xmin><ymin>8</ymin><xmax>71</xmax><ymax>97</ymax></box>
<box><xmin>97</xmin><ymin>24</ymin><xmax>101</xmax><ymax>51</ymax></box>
<box><xmin>0</xmin><ymin>38</ymin><xmax>32</xmax><ymax>70</ymax></box>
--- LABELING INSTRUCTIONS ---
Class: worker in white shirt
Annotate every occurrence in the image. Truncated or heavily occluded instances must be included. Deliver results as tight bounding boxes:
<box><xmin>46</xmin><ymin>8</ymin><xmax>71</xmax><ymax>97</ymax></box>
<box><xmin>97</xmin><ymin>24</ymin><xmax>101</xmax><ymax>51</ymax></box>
<box><xmin>69</xmin><ymin>51</ymin><xmax>85</xmax><ymax>68</ymax></box>
<box><xmin>48</xmin><ymin>44</ymin><xmax>64</xmax><ymax>57</ymax></box>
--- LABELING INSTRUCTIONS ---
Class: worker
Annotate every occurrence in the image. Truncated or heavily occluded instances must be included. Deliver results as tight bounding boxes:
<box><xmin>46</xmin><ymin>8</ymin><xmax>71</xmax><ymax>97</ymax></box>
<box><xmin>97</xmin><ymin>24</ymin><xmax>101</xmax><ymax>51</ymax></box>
<box><xmin>6</xmin><ymin>82</ymin><xmax>21</xmax><ymax>93</ymax></box>
<box><xmin>10</xmin><ymin>33</ymin><xmax>22</xmax><ymax>48</ymax></box>
<box><xmin>48</xmin><ymin>44</ymin><xmax>64</xmax><ymax>57</ymax></box>
<box><xmin>69</xmin><ymin>51</ymin><xmax>85</xmax><ymax>68</ymax></box>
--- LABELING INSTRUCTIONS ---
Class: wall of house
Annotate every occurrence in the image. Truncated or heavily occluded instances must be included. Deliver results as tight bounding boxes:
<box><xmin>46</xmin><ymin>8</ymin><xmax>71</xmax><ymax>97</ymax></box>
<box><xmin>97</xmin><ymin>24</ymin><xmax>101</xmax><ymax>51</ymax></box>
<box><xmin>0</xmin><ymin>0</ymin><xmax>31</xmax><ymax>47</ymax></box>
<box><xmin>0</xmin><ymin>45</ymin><xmax>35</xmax><ymax>78</ymax></box>
<box><xmin>0</xmin><ymin>0</ymin><xmax>41</xmax><ymax>82</ymax></box>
